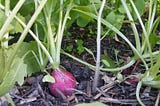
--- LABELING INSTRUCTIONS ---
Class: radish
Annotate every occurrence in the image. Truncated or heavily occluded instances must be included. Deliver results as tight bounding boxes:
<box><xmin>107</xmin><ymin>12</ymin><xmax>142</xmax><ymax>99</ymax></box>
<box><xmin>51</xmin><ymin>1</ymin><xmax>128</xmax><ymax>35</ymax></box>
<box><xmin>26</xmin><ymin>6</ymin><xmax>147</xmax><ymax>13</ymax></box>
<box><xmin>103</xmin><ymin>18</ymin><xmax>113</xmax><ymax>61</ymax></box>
<box><xmin>49</xmin><ymin>68</ymin><xmax>76</xmax><ymax>97</ymax></box>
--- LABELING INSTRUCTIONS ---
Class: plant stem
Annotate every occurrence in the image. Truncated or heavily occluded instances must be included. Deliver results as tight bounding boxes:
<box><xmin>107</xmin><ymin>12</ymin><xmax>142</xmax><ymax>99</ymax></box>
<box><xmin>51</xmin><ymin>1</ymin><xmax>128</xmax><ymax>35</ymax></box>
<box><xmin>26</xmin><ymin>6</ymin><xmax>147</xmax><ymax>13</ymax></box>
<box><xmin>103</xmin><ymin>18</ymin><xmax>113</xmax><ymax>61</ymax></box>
<box><xmin>121</xmin><ymin>0</ymin><xmax>141</xmax><ymax>52</ymax></box>
<box><xmin>56</xmin><ymin>0</ymin><xmax>73</xmax><ymax>67</ymax></box>
<box><xmin>129</xmin><ymin>0</ymin><xmax>153</xmax><ymax>68</ymax></box>
<box><xmin>62</xmin><ymin>50</ymin><xmax>136</xmax><ymax>72</ymax></box>
<box><xmin>136</xmin><ymin>81</ymin><xmax>145</xmax><ymax>106</ymax></box>
<box><xmin>3</xmin><ymin>0</ymin><xmax>10</xmax><ymax>47</ymax></box>
<box><xmin>93</xmin><ymin>0</ymin><xmax>106</xmax><ymax>93</ymax></box>
<box><xmin>0</xmin><ymin>0</ymin><xmax>25</xmax><ymax>40</ymax></box>
<box><xmin>34</xmin><ymin>0</ymin><xmax>43</xmax><ymax>65</ymax></box>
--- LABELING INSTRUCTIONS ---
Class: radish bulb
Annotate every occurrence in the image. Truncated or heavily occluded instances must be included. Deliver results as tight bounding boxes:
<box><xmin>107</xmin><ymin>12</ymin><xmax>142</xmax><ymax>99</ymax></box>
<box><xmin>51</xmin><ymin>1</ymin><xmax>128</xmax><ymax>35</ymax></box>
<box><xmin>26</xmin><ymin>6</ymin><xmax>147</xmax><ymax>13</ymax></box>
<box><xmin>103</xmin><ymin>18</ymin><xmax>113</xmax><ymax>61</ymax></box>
<box><xmin>49</xmin><ymin>68</ymin><xmax>76</xmax><ymax>97</ymax></box>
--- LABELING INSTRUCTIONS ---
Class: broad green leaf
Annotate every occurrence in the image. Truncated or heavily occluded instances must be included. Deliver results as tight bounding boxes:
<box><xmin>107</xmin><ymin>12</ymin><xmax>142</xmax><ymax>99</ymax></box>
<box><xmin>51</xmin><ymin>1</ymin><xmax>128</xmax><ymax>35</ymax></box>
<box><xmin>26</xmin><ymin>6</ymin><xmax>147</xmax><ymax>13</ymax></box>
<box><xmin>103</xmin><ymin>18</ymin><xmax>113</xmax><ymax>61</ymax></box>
<box><xmin>74</xmin><ymin>6</ymin><xmax>92</xmax><ymax>27</ymax></box>
<box><xmin>77</xmin><ymin>16</ymin><xmax>90</xmax><ymax>27</ymax></box>
<box><xmin>149</xmin><ymin>33</ymin><xmax>160</xmax><ymax>49</ymax></box>
<box><xmin>10</xmin><ymin>13</ymin><xmax>25</xmax><ymax>34</ymax></box>
<box><xmin>16</xmin><ymin>42</ymin><xmax>42</xmax><ymax>76</ymax></box>
<box><xmin>132</xmin><ymin>0</ymin><xmax>145</xmax><ymax>20</ymax></box>
<box><xmin>0</xmin><ymin>57</ymin><xmax>27</xmax><ymax>96</ymax></box>
<box><xmin>75</xmin><ymin>102</ymin><xmax>107</xmax><ymax>106</ymax></box>
<box><xmin>10</xmin><ymin>41</ymin><xmax>42</xmax><ymax>76</ymax></box>
<box><xmin>42</xmin><ymin>74</ymin><xmax>55</xmax><ymax>83</ymax></box>
<box><xmin>106</xmin><ymin>11</ymin><xmax>125</xmax><ymax>36</ymax></box>
<box><xmin>14</xmin><ymin>0</ymin><xmax>35</xmax><ymax>17</ymax></box>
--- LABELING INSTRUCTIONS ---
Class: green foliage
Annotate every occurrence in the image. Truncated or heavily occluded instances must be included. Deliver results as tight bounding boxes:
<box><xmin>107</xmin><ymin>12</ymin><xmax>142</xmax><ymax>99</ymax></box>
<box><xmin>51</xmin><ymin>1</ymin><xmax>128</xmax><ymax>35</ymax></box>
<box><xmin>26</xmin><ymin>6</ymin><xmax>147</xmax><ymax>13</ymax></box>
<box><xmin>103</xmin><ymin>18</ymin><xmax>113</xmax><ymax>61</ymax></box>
<box><xmin>157</xmin><ymin>0</ymin><xmax>160</xmax><ymax>15</ymax></box>
<box><xmin>149</xmin><ymin>33</ymin><xmax>160</xmax><ymax>49</ymax></box>
<box><xmin>106</xmin><ymin>11</ymin><xmax>125</xmax><ymax>36</ymax></box>
<box><xmin>0</xmin><ymin>0</ymin><xmax>47</xmax><ymax>97</ymax></box>
<box><xmin>0</xmin><ymin>57</ymin><xmax>27</xmax><ymax>96</ymax></box>
<box><xmin>0</xmin><ymin>41</ymin><xmax>42</xmax><ymax>96</ymax></box>
<box><xmin>9</xmin><ymin>0</ymin><xmax>35</xmax><ymax>18</ymax></box>
<box><xmin>132</xmin><ymin>0</ymin><xmax>145</xmax><ymax>20</ymax></box>
<box><xmin>76</xmin><ymin>39</ymin><xmax>85</xmax><ymax>54</ymax></box>
<box><xmin>14</xmin><ymin>41</ymin><xmax>42</xmax><ymax>76</ymax></box>
<box><xmin>142</xmin><ymin>54</ymin><xmax>160</xmax><ymax>88</ymax></box>
<box><xmin>101</xmin><ymin>52</ymin><xmax>116</xmax><ymax>68</ymax></box>
<box><xmin>0</xmin><ymin>9</ymin><xmax>25</xmax><ymax>34</ymax></box>
<box><xmin>66</xmin><ymin>45</ymin><xmax>73</xmax><ymax>52</ymax></box>
<box><xmin>42</xmin><ymin>74</ymin><xmax>55</xmax><ymax>83</ymax></box>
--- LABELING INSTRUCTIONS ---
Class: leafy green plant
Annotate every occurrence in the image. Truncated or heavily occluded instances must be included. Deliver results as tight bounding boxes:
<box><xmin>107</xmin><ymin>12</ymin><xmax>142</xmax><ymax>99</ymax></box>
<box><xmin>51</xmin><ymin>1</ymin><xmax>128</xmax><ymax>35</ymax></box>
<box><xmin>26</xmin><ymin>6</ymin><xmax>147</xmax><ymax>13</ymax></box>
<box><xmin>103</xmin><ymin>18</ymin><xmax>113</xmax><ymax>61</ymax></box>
<box><xmin>31</xmin><ymin>0</ymin><xmax>78</xmax><ymax>97</ymax></box>
<box><xmin>0</xmin><ymin>0</ymin><xmax>47</xmax><ymax>97</ymax></box>
<box><xmin>62</xmin><ymin>0</ymin><xmax>160</xmax><ymax>105</ymax></box>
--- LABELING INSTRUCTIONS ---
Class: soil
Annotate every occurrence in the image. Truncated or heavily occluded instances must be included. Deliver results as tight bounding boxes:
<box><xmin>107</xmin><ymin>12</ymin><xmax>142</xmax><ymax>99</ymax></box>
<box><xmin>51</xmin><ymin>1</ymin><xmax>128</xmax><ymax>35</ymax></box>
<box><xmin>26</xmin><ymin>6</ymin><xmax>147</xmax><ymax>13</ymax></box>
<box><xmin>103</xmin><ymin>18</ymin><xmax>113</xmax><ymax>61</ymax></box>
<box><xmin>0</xmin><ymin>24</ymin><xmax>160</xmax><ymax>106</ymax></box>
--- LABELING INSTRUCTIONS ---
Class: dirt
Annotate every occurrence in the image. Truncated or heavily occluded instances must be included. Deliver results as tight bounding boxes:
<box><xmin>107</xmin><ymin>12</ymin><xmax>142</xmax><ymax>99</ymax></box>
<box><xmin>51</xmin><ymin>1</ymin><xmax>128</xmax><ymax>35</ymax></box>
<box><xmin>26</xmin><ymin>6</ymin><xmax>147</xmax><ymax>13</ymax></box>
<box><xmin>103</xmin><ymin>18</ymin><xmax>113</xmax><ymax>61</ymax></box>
<box><xmin>0</xmin><ymin>24</ymin><xmax>160</xmax><ymax>106</ymax></box>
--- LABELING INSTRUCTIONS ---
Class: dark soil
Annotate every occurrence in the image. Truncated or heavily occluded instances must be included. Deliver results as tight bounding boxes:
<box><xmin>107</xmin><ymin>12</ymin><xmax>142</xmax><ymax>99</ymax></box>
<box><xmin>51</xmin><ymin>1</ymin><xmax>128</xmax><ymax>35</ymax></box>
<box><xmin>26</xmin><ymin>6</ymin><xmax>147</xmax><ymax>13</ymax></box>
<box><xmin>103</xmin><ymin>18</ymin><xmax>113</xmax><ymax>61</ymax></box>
<box><xmin>0</xmin><ymin>24</ymin><xmax>160</xmax><ymax>106</ymax></box>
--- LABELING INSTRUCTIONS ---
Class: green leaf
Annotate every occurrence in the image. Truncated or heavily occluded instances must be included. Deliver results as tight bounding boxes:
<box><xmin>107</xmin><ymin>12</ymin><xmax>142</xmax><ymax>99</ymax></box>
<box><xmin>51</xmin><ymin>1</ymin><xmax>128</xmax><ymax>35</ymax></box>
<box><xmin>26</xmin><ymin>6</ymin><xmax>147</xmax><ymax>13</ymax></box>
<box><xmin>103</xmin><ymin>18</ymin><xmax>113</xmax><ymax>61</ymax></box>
<box><xmin>42</xmin><ymin>74</ymin><xmax>55</xmax><ymax>83</ymax></box>
<box><xmin>0</xmin><ymin>57</ymin><xmax>27</xmax><ymax>96</ymax></box>
<box><xmin>66</xmin><ymin>45</ymin><xmax>73</xmax><ymax>52</ymax></box>
<box><xmin>10</xmin><ymin>13</ymin><xmax>25</xmax><ymax>34</ymax></box>
<box><xmin>17</xmin><ymin>42</ymin><xmax>42</xmax><ymax>75</ymax></box>
<box><xmin>10</xmin><ymin>41</ymin><xmax>42</xmax><ymax>76</ymax></box>
<box><xmin>18</xmin><ymin>0</ymin><xmax>35</xmax><ymax>17</ymax></box>
<box><xmin>132</xmin><ymin>0</ymin><xmax>145</xmax><ymax>20</ymax></box>
<box><xmin>106</xmin><ymin>11</ymin><xmax>125</xmax><ymax>36</ymax></box>
<box><xmin>74</xmin><ymin>6</ymin><xmax>92</xmax><ymax>27</ymax></box>
<box><xmin>149</xmin><ymin>33</ymin><xmax>160</xmax><ymax>49</ymax></box>
<box><xmin>101</xmin><ymin>53</ymin><xmax>116</xmax><ymax>68</ymax></box>
<box><xmin>76</xmin><ymin>39</ymin><xmax>85</xmax><ymax>54</ymax></box>
<box><xmin>142</xmin><ymin>54</ymin><xmax>160</xmax><ymax>88</ymax></box>
<box><xmin>77</xmin><ymin>16</ymin><xmax>90</xmax><ymax>27</ymax></box>
<box><xmin>75</xmin><ymin>102</ymin><xmax>107</xmax><ymax>106</ymax></box>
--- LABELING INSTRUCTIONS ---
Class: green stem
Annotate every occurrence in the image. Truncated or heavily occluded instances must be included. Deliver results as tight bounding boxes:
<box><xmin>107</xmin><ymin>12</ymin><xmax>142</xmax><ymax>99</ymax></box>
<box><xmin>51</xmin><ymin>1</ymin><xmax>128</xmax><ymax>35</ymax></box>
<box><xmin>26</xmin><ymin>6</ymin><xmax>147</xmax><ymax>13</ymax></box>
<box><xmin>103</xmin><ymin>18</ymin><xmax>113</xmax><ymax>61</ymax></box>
<box><xmin>56</xmin><ymin>0</ymin><xmax>73</xmax><ymax>67</ymax></box>
<box><xmin>62</xmin><ymin>50</ymin><xmax>136</xmax><ymax>72</ymax></box>
<box><xmin>0</xmin><ymin>0</ymin><xmax>25</xmax><ymax>40</ymax></box>
<box><xmin>129</xmin><ymin>0</ymin><xmax>153</xmax><ymax>68</ymax></box>
<box><xmin>55</xmin><ymin>0</ymin><xmax>63</xmax><ymax>66</ymax></box>
<box><xmin>43</xmin><ymin>4</ymin><xmax>56</xmax><ymax>64</ymax></box>
<box><xmin>34</xmin><ymin>0</ymin><xmax>44</xmax><ymax>66</ymax></box>
<box><xmin>3</xmin><ymin>0</ymin><xmax>10</xmax><ymax>47</ymax></box>
<box><xmin>46</xmin><ymin>16</ymin><xmax>56</xmax><ymax>62</ymax></box>
<box><xmin>136</xmin><ymin>81</ymin><xmax>145</xmax><ymax>106</ymax></box>
<box><xmin>121</xmin><ymin>0</ymin><xmax>141</xmax><ymax>52</ymax></box>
